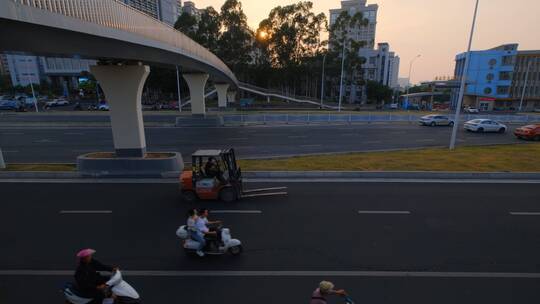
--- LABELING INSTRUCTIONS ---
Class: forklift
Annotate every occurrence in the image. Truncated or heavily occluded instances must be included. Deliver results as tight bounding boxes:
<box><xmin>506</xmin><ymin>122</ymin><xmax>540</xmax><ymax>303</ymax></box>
<box><xmin>180</xmin><ymin>149</ymin><xmax>287</xmax><ymax>203</ymax></box>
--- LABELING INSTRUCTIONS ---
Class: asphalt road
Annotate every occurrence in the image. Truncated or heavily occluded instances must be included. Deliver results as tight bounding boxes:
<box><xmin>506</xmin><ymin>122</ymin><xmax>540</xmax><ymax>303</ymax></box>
<box><xmin>0</xmin><ymin>124</ymin><xmax>521</xmax><ymax>163</ymax></box>
<box><xmin>0</xmin><ymin>181</ymin><xmax>539</xmax><ymax>303</ymax></box>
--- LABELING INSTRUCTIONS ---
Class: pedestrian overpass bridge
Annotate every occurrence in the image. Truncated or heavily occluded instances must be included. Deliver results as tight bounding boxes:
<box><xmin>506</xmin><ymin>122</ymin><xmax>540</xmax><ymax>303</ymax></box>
<box><xmin>0</xmin><ymin>0</ymin><xmax>237</xmax><ymax>157</ymax></box>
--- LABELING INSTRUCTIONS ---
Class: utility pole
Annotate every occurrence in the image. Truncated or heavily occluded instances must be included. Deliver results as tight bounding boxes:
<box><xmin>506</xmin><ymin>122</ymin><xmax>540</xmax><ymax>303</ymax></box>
<box><xmin>176</xmin><ymin>65</ymin><xmax>182</xmax><ymax>112</ymax></box>
<box><xmin>405</xmin><ymin>55</ymin><xmax>421</xmax><ymax>108</ymax></box>
<box><xmin>519</xmin><ymin>60</ymin><xmax>532</xmax><ymax>112</ymax></box>
<box><xmin>450</xmin><ymin>0</ymin><xmax>480</xmax><ymax>150</ymax></box>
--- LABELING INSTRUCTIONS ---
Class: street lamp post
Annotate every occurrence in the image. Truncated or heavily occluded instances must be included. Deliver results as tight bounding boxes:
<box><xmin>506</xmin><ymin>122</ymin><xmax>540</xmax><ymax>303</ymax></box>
<box><xmin>320</xmin><ymin>54</ymin><xmax>327</xmax><ymax>109</ymax></box>
<box><xmin>405</xmin><ymin>54</ymin><xmax>421</xmax><ymax>108</ymax></box>
<box><xmin>338</xmin><ymin>40</ymin><xmax>347</xmax><ymax>112</ymax></box>
<box><xmin>176</xmin><ymin>65</ymin><xmax>182</xmax><ymax>112</ymax></box>
<box><xmin>450</xmin><ymin>0</ymin><xmax>480</xmax><ymax>150</ymax></box>
<box><xmin>519</xmin><ymin>60</ymin><xmax>532</xmax><ymax>112</ymax></box>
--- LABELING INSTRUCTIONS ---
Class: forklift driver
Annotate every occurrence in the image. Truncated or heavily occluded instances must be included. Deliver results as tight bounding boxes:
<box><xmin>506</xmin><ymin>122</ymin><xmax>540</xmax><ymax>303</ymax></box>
<box><xmin>204</xmin><ymin>157</ymin><xmax>226</xmax><ymax>184</ymax></box>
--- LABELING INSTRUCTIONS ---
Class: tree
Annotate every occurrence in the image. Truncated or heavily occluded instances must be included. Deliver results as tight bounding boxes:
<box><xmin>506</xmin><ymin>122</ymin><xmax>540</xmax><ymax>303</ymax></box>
<box><xmin>218</xmin><ymin>0</ymin><xmax>254</xmax><ymax>70</ymax></box>
<box><xmin>195</xmin><ymin>7</ymin><xmax>221</xmax><ymax>53</ymax></box>
<box><xmin>366</xmin><ymin>81</ymin><xmax>393</xmax><ymax>104</ymax></box>
<box><xmin>257</xmin><ymin>2</ymin><xmax>326</xmax><ymax>68</ymax></box>
<box><xmin>328</xmin><ymin>11</ymin><xmax>369</xmax><ymax>104</ymax></box>
<box><xmin>174</xmin><ymin>12</ymin><xmax>198</xmax><ymax>38</ymax></box>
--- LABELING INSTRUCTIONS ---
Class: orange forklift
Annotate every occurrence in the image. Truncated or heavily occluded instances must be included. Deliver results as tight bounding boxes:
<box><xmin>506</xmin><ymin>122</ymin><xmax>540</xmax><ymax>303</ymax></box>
<box><xmin>180</xmin><ymin>149</ymin><xmax>287</xmax><ymax>203</ymax></box>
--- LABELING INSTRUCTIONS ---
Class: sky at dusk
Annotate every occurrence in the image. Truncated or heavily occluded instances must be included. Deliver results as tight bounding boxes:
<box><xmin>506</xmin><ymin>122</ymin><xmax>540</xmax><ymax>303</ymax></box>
<box><xmin>192</xmin><ymin>0</ymin><xmax>540</xmax><ymax>84</ymax></box>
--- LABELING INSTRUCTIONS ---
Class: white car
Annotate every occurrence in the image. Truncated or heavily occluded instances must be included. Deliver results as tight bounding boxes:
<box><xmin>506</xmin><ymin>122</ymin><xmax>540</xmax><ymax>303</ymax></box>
<box><xmin>465</xmin><ymin>107</ymin><xmax>480</xmax><ymax>114</ymax></box>
<box><xmin>419</xmin><ymin>115</ymin><xmax>454</xmax><ymax>127</ymax></box>
<box><xmin>98</xmin><ymin>104</ymin><xmax>110</xmax><ymax>111</ymax></box>
<box><xmin>45</xmin><ymin>99</ymin><xmax>69</xmax><ymax>107</ymax></box>
<box><xmin>464</xmin><ymin>119</ymin><xmax>507</xmax><ymax>133</ymax></box>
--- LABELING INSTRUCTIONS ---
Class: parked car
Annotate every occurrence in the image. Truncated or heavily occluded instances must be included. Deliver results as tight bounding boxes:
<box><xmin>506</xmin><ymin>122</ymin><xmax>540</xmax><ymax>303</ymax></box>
<box><xmin>45</xmin><ymin>98</ymin><xmax>69</xmax><ymax>107</ymax></box>
<box><xmin>464</xmin><ymin>119</ymin><xmax>507</xmax><ymax>133</ymax></box>
<box><xmin>464</xmin><ymin>107</ymin><xmax>480</xmax><ymax>114</ymax></box>
<box><xmin>98</xmin><ymin>103</ymin><xmax>110</xmax><ymax>111</ymax></box>
<box><xmin>419</xmin><ymin>115</ymin><xmax>454</xmax><ymax>127</ymax></box>
<box><xmin>389</xmin><ymin>103</ymin><xmax>399</xmax><ymax>110</ymax></box>
<box><xmin>0</xmin><ymin>100</ymin><xmax>24</xmax><ymax>111</ymax></box>
<box><xmin>514</xmin><ymin>124</ymin><xmax>540</xmax><ymax>141</ymax></box>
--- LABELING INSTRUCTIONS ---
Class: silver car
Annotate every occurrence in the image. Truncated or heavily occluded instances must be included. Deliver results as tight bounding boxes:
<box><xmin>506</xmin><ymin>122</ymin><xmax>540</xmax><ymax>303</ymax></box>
<box><xmin>419</xmin><ymin>115</ymin><xmax>454</xmax><ymax>127</ymax></box>
<box><xmin>464</xmin><ymin>119</ymin><xmax>507</xmax><ymax>133</ymax></box>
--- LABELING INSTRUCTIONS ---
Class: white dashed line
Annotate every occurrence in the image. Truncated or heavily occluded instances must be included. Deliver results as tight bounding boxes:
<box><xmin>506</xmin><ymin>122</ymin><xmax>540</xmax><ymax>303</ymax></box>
<box><xmin>60</xmin><ymin>210</ymin><xmax>112</xmax><ymax>214</ymax></box>
<box><xmin>509</xmin><ymin>212</ymin><xmax>540</xmax><ymax>216</ymax></box>
<box><xmin>211</xmin><ymin>210</ymin><xmax>262</xmax><ymax>214</ymax></box>
<box><xmin>358</xmin><ymin>211</ymin><xmax>411</xmax><ymax>215</ymax></box>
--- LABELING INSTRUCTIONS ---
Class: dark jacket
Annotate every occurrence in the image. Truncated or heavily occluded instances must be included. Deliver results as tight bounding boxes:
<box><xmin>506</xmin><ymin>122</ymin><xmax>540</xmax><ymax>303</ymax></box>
<box><xmin>74</xmin><ymin>259</ymin><xmax>114</xmax><ymax>297</ymax></box>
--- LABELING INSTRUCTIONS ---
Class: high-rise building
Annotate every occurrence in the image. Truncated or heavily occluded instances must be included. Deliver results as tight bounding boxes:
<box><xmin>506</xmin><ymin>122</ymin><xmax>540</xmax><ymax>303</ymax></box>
<box><xmin>182</xmin><ymin>1</ymin><xmax>201</xmax><ymax>18</ymax></box>
<box><xmin>361</xmin><ymin>43</ymin><xmax>400</xmax><ymax>88</ymax></box>
<box><xmin>329</xmin><ymin>0</ymin><xmax>378</xmax><ymax>49</ymax></box>
<box><xmin>451</xmin><ymin>43</ymin><xmax>540</xmax><ymax>111</ymax></box>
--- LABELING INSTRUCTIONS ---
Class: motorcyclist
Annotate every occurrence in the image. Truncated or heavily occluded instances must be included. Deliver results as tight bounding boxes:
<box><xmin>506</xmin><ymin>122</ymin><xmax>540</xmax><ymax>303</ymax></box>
<box><xmin>196</xmin><ymin>208</ymin><xmax>222</xmax><ymax>249</ymax></box>
<box><xmin>187</xmin><ymin>209</ymin><xmax>206</xmax><ymax>257</ymax></box>
<box><xmin>74</xmin><ymin>249</ymin><xmax>117</xmax><ymax>302</ymax></box>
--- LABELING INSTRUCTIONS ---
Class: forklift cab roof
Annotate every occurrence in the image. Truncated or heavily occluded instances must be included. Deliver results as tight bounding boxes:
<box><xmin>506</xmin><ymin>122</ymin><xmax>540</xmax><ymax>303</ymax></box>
<box><xmin>192</xmin><ymin>150</ymin><xmax>224</xmax><ymax>157</ymax></box>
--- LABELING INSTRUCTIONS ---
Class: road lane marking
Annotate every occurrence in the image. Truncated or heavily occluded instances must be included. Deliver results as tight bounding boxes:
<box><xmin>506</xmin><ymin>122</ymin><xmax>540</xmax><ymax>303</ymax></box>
<box><xmin>64</xmin><ymin>132</ymin><xmax>85</xmax><ymax>135</ymax></box>
<box><xmin>358</xmin><ymin>211</ymin><xmax>411</xmax><ymax>215</ymax></box>
<box><xmin>288</xmin><ymin>135</ymin><xmax>307</xmax><ymax>139</ymax></box>
<box><xmin>300</xmin><ymin>144</ymin><xmax>322</xmax><ymax>148</ymax></box>
<box><xmin>3</xmin><ymin>270</ymin><xmax>540</xmax><ymax>279</ymax></box>
<box><xmin>415</xmin><ymin>139</ymin><xmax>436</xmax><ymax>142</ymax></box>
<box><xmin>211</xmin><ymin>210</ymin><xmax>262</xmax><ymax>214</ymax></box>
<box><xmin>2</xmin><ymin>150</ymin><xmax>19</xmax><ymax>153</ymax></box>
<box><xmin>340</xmin><ymin>134</ymin><xmax>356</xmax><ymax>137</ymax></box>
<box><xmin>60</xmin><ymin>210</ymin><xmax>112</xmax><ymax>214</ymax></box>
<box><xmin>33</xmin><ymin>139</ymin><xmax>58</xmax><ymax>143</ymax></box>
<box><xmin>510</xmin><ymin>212</ymin><xmax>540</xmax><ymax>216</ymax></box>
<box><xmin>227</xmin><ymin>138</ymin><xmax>248</xmax><ymax>141</ymax></box>
<box><xmin>364</xmin><ymin>141</ymin><xmax>382</xmax><ymax>144</ymax></box>
<box><xmin>2</xmin><ymin>132</ymin><xmax>24</xmax><ymax>135</ymax></box>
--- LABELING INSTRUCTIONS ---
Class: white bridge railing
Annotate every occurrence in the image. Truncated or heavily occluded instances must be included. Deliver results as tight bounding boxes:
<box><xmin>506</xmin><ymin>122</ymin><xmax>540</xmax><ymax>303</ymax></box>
<box><xmin>11</xmin><ymin>0</ymin><xmax>236</xmax><ymax>83</ymax></box>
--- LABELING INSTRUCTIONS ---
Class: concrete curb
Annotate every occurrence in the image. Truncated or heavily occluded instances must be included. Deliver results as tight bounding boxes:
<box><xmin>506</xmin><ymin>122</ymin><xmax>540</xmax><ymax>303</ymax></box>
<box><xmin>1</xmin><ymin>170</ymin><xmax>540</xmax><ymax>180</ymax></box>
<box><xmin>242</xmin><ymin>171</ymin><xmax>540</xmax><ymax>180</ymax></box>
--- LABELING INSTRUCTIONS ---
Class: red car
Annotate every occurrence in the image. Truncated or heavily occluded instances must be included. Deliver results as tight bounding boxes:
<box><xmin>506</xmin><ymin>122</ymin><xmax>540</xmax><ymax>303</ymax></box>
<box><xmin>514</xmin><ymin>124</ymin><xmax>540</xmax><ymax>141</ymax></box>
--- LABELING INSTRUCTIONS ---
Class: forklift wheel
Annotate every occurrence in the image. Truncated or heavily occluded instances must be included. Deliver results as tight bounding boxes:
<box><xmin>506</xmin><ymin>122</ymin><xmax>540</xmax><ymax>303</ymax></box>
<box><xmin>219</xmin><ymin>187</ymin><xmax>237</xmax><ymax>203</ymax></box>
<box><xmin>182</xmin><ymin>190</ymin><xmax>198</xmax><ymax>203</ymax></box>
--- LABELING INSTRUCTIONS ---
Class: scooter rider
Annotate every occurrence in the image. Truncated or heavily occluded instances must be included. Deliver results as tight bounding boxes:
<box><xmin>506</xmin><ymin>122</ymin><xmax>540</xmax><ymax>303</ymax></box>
<box><xmin>310</xmin><ymin>281</ymin><xmax>347</xmax><ymax>304</ymax></box>
<box><xmin>74</xmin><ymin>249</ymin><xmax>117</xmax><ymax>302</ymax></box>
<box><xmin>187</xmin><ymin>209</ymin><xmax>206</xmax><ymax>257</ymax></box>
<box><xmin>196</xmin><ymin>208</ymin><xmax>223</xmax><ymax>248</ymax></box>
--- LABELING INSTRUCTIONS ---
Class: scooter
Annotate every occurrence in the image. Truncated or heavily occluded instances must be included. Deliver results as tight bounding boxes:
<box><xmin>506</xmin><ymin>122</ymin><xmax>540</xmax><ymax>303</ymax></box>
<box><xmin>176</xmin><ymin>225</ymin><xmax>243</xmax><ymax>256</ymax></box>
<box><xmin>63</xmin><ymin>270</ymin><xmax>141</xmax><ymax>304</ymax></box>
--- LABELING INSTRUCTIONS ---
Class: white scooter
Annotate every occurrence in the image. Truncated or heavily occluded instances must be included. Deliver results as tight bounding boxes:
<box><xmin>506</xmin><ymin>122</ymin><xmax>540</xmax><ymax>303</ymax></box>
<box><xmin>63</xmin><ymin>270</ymin><xmax>141</xmax><ymax>304</ymax></box>
<box><xmin>176</xmin><ymin>225</ymin><xmax>243</xmax><ymax>256</ymax></box>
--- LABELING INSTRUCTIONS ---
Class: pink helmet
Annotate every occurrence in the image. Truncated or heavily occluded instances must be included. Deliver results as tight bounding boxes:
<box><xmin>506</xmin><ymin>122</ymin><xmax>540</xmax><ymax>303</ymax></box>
<box><xmin>76</xmin><ymin>248</ymin><xmax>96</xmax><ymax>258</ymax></box>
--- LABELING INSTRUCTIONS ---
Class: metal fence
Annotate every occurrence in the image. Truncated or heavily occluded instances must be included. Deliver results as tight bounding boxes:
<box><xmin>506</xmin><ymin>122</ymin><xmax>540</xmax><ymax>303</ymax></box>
<box><xmin>222</xmin><ymin>113</ymin><xmax>540</xmax><ymax>125</ymax></box>
<box><xmin>10</xmin><ymin>0</ymin><xmax>236</xmax><ymax>83</ymax></box>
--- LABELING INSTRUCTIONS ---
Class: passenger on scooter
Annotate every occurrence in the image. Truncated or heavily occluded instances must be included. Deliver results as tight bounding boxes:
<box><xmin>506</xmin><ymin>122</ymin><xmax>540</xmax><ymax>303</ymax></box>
<box><xmin>74</xmin><ymin>249</ymin><xmax>117</xmax><ymax>302</ymax></box>
<box><xmin>310</xmin><ymin>281</ymin><xmax>347</xmax><ymax>304</ymax></box>
<box><xmin>187</xmin><ymin>209</ymin><xmax>206</xmax><ymax>257</ymax></box>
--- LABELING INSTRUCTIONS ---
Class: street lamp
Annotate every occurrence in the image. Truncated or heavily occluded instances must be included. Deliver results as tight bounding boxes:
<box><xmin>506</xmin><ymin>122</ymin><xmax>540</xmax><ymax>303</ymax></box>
<box><xmin>338</xmin><ymin>39</ymin><xmax>347</xmax><ymax>112</ymax></box>
<box><xmin>405</xmin><ymin>54</ymin><xmax>421</xmax><ymax>108</ymax></box>
<box><xmin>450</xmin><ymin>0</ymin><xmax>480</xmax><ymax>150</ymax></box>
<box><xmin>519</xmin><ymin>59</ymin><xmax>532</xmax><ymax>112</ymax></box>
<box><xmin>320</xmin><ymin>53</ymin><xmax>327</xmax><ymax>109</ymax></box>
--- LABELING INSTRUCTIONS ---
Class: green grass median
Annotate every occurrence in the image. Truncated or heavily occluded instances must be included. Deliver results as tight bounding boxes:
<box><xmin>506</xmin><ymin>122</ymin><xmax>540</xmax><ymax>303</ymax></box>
<box><xmin>238</xmin><ymin>143</ymin><xmax>540</xmax><ymax>172</ymax></box>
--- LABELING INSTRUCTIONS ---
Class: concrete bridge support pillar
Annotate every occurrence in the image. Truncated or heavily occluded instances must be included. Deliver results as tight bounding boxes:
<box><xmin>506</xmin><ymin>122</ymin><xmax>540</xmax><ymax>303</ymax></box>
<box><xmin>215</xmin><ymin>83</ymin><xmax>230</xmax><ymax>109</ymax></box>
<box><xmin>183</xmin><ymin>73</ymin><xmax>209</xmax><ymax>117</ymax></box>
<box><xmin>90</xmin><ymin>65</ymin><xmax>150</xmax><ymax>157</ymax></box>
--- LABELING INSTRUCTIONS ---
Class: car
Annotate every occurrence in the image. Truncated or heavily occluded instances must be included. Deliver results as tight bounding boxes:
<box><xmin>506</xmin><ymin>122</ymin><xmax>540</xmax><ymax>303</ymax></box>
<box><xmin>389</xmin><ymin>103</ymin><xmax>399</xmax><ymax>110</ymax></box>
<box><xmin>45</xmin><ymin>98</ymin><xmax>70</xmax><ymax>107</ymax></box>
<box><xmin>514</xmin><ymin>124</ymin><xmax>540</xmax><ymax>141</ymax></box>
<box><xmin>419</xmin><ymin>115</ymin><xmax>454</xmax><ymax>127</ymax></box>
<box><xmin>98</xmin><ymin>103</ymin><xmax>109</xmax><ymax>111</ymax></box>
<box><xmin>465</xmin><ymin>107</ymin><xmax>480</xmax><ymax>114</ymax></box>
<box><xmin>464</xmin><ymin>119</ymin><xmax>507</xmax><ymax>133</ymax></box>
<box><xmin>0</xmin><ymin>100</ymin><xmax>24</xmax><ymax>111</ymax></box>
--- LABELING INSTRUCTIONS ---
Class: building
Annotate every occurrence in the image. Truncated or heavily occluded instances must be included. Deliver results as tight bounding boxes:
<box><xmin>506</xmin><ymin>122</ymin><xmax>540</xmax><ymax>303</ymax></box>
<box><xmin>0</xmin><ymin>54</ymin><xmax>9</xmax><ymax>76</ymax></box>
<box><xmin>123</xmin><ymin>0</ymin><xmax>182</xmax><ymax>26</ymax></box>
<box><xmin>398</xmin><ymin>77</ymin><xmax>410</xmax><ymax>89</ymax></box>
<box><xmin>40</xmin><ymin>57</ymin><xmax>97</xmax><ymax>95</ymax></box>
<box><xmin>182</xmin><ymin>1</ymin><xmax>201</xmax><ymax>18</ymax></box>
<box><xmin>361</xmin><ymin>43</ymin><xmax>400</xmax><ymax>88</ymax></box>
<box><xmin>452</xmin><ymin>44</ymin><xmax>540</xmax><ymax>111</ymax></box>
<box><xmin>329</xmin><ymin>0</ymin><xmax>378</xmax><ymax>49</ymax></box>
<box><xmin>328</xmin><ymin>1</ymin><xmax>400</xmax><ymax>103</ymax></box>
